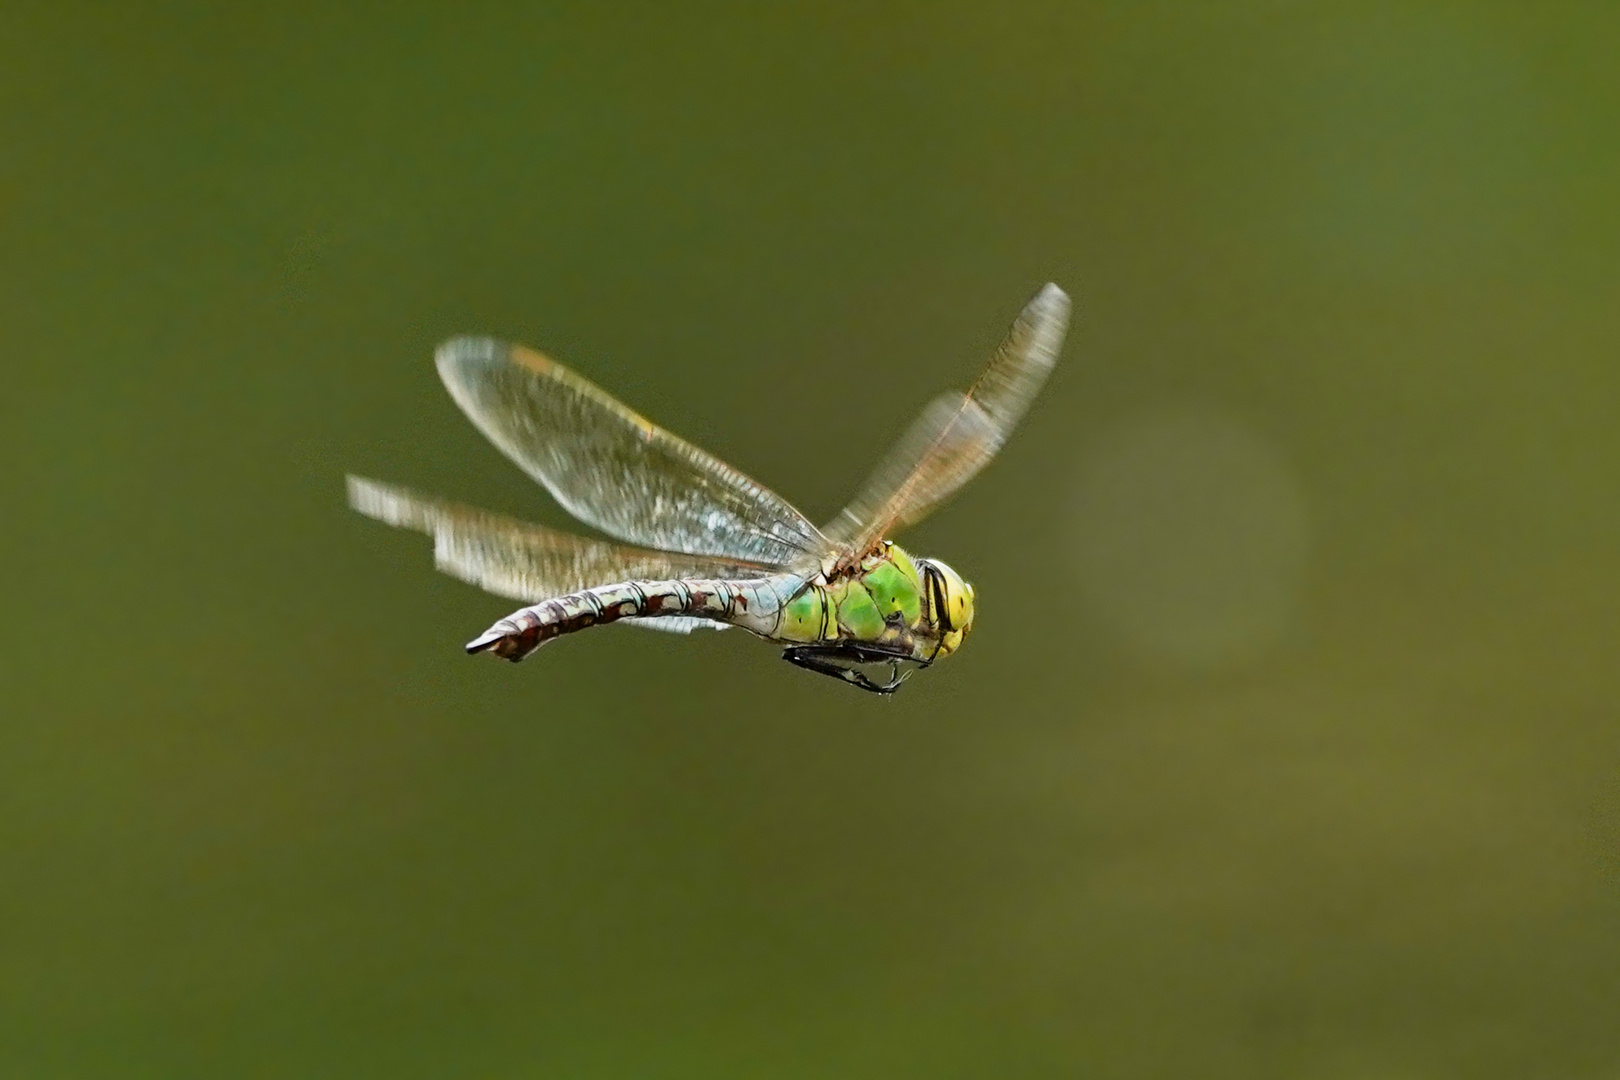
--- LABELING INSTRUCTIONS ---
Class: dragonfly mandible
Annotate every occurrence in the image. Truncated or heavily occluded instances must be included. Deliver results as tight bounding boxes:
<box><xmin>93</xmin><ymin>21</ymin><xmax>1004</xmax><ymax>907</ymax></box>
<box><xmin>348</xmin><ymin>283</ymin><xmax>1070</xmax><ymax>694</ymax></box>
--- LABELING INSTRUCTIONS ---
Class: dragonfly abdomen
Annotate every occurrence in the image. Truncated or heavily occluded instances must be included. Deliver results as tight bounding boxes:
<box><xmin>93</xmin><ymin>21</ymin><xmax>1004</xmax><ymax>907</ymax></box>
<box><xmin>465</xmin><ymin>577</ymin><xmax>786</xmax><ymax>662</ymax></box>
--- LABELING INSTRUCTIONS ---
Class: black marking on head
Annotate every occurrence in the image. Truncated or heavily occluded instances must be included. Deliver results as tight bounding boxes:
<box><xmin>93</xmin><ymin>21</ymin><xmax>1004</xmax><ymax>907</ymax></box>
<box><xmin>924</xmin><ymin>564</ymin><xmax>953</xmax><ymax>633</ymax></box>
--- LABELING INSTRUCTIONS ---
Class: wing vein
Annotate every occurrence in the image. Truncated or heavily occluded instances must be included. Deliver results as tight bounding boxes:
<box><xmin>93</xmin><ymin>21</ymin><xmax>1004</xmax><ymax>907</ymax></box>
<box><xmin>347</xmin><ymin>475</ymin><xmax>779</xmax><ymax>604</ymax></box>
<box><xmin>436</xmin><ymin>337</ymin><xmax>830</xmax><ymax>568</ymax></box>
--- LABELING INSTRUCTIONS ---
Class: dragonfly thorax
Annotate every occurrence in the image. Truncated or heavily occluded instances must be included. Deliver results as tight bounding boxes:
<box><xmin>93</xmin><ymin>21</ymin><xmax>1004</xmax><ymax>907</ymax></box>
<box><xmin>774</xmin><ymin>543</ymin><xmax>976</xmax><ymax>663</ymax></box>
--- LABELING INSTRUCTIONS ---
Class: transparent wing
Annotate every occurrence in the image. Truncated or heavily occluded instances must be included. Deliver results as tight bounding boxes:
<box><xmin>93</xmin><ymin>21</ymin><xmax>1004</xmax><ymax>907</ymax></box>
<box><xmin>825</xmin><ymin>393</ymin><xmax>1003</xmax><ymax>545</ymax></box>
<box><xmin>348</xmin><ymin>475</ymin><xmax>774</xmax><ymax>604</ymax></box>
<box><xmin>436</xmin><ymin>337</ymin><xmax>829</xmax><ymax>569</ymax></box>
<box><xmin>825</xmin><ymin>283</ymin><xmax>1070</xmax><ymax>552</ymax></box>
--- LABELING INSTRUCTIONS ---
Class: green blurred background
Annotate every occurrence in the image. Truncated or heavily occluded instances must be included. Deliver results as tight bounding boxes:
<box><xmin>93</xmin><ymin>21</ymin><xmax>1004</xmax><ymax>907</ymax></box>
<box><xmin>4</xmin><ymin>3</ymin><xmax>1618</xmax><ymax>1077</ymax></box>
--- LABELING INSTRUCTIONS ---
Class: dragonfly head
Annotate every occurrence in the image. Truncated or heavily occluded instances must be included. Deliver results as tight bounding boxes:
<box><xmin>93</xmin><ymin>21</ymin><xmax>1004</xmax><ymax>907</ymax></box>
<box><xmin>919</xmin><ymin>557</ymin><xmax>976</xmax><ymax>656</ymax></box>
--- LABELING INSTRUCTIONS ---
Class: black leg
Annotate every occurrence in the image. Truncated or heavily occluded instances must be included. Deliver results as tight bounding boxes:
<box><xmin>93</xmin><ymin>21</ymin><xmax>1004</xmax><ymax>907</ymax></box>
<box><xmin>782</xmin><ymin>644</ymin><xmax>911</xmax><ymax>695</ymax></box>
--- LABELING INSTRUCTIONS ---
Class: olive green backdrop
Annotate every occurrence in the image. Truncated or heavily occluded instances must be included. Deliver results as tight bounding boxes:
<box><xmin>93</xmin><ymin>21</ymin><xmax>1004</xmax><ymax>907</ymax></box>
<box><xmin>4</xmin><ymin>4</ymin><xmax>1618</xmax><ymax>1077</ymax></box>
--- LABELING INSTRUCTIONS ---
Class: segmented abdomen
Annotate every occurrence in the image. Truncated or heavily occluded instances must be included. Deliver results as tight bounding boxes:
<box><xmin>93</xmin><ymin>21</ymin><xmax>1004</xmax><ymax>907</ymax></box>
<box><xmin>467</xmin><ymin>577</ymin><xmax>785</xmax><ymax>661</ymax></box>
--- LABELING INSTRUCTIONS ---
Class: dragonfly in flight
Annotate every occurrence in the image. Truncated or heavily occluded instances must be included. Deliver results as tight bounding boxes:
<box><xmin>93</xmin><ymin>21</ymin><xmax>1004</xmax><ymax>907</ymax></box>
<box><xmin>348</xmin><ymin>283</ymin><xmax>1070</xmax><ymax>693</ymax></box>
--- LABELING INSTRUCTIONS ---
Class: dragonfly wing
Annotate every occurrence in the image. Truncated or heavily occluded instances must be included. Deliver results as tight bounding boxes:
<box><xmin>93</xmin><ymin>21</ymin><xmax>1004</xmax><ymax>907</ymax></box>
<box><xmin>825</xmin><ymin>283</ymin><xmax>1070</xmax><ymax>551</ymax></box>
<box><xmin>348</xmin><ymin>475</ymin><xmax>773</xmax><ymax>603</ymax></box>
<box><xmin>824</xmin><ymin>393</ymin><xmax>1002</xmax><ymax>546</ymax></box>
<box><xmin>437</xmin><ymin>337</ymin><xmax>830</xmax><ymax>569</ymax></box>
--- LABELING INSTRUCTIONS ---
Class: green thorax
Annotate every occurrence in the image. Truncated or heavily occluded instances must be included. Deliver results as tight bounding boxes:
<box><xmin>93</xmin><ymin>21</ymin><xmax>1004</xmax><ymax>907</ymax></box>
<box><xmin>775</xmin><ymin>544</ymin><xmax>927</xmax><ymax>650</ymax></box>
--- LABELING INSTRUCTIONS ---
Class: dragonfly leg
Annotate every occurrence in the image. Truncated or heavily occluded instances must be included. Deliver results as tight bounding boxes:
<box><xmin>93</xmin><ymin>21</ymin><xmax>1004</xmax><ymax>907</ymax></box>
<box><xmin>781</xmin><ymin>644</ymin><xmax>910</xmax><ymax>695</ymax></box>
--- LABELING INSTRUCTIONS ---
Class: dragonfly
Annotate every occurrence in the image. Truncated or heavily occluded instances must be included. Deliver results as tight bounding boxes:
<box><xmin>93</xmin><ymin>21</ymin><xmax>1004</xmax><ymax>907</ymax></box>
<box><xmin>347</xmin><ymin>283</ymin><xmax>1070</xmax><ymax>694</ymax></box>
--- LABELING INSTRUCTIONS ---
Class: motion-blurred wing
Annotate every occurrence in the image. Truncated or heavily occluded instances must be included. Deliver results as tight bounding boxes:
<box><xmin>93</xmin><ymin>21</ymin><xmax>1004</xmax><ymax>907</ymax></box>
<box><xmin>348</xmin><ymin>475</ymin><xmax>773</xmax><ymax>605</ymax></box>
<box><xmin>825</xmin><ymin>283</ymin><xmax>1070</xmax><ymax>552</ymax></box>
<box><xmin>436</xmin><ymin>337</ymin><xmax>829</xmax><ymax>569</ymax></box>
